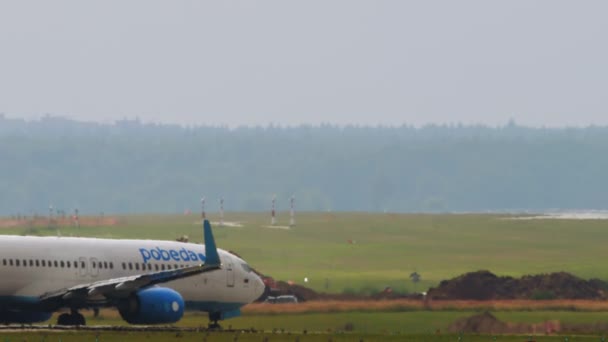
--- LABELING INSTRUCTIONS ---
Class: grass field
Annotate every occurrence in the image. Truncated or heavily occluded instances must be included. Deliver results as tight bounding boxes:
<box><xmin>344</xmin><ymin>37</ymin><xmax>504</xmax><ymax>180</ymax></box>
<box><xmin>3</xmin><ymin>212</ymin><xmax>608</xmax><ymax>339</ymax></box>
<box><xmin>4</xmin><ymin>314</ymin><xmax>608</xmax><ymax>342</ymax></box>
<box><xmin>3</xmin><ymin>212</ymin><xmax>607</xmax><ymax>294</ymax></box>
<box><xmin>2</xmin><ymin>309</ymin><xmax>608</xmax><ymax>340</ymax></box>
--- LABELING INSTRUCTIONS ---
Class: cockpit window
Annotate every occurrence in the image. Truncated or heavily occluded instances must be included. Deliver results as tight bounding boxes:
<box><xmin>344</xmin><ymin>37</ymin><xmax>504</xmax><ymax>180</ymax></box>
<box><xmin>240</xmin><ymin>263</ymin><xmax>252</xmax><ymax>272</ymax></box>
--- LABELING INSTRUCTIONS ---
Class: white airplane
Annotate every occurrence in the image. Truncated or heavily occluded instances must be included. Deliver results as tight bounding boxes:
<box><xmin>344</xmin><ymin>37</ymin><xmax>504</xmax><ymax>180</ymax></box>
<box><xmin>0</xmin><ymin>220</ymin><xmax>265</xmax><ymax>327</ymax></box>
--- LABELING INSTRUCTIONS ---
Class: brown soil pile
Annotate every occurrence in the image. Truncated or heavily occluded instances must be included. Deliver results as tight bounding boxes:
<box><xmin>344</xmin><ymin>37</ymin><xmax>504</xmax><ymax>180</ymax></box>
<box><xmin>449</xmin><ymin>311</ymin><xmax>510</xmax><ymax>334</ymax></box>
<box><xmin>274</xmin><ymin>281</ymin><xmax>322</xmax><ymax>301</ymax></box>
<box><xmin>273</xmin><ymin>281</ymin><xmax>420</xmax><ymax>302</ymax></box>
<box><xmin>270</xmin><ymin>270</ymin><xmax>608</xmax><ymax>302</ymax></box>
<box><xmin>448</xmin><ymin>311</ymin><xmax>561</xmax><ymax>334</ymax></box>
<box><xmin>428</xmin><ymin>270</ymin><xmax>608</xmax><ymax>300</ymax></box>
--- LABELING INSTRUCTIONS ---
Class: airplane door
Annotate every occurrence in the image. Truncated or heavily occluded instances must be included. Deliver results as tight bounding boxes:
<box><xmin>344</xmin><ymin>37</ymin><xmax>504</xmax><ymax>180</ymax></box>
<box><xmin>226</xmin><ymin>263</ymin><xmax>235</xmax><ymax>287</ymax></box>
<box><xmin>90</xmin><ymin>257</ymin><xmax>99</xmax><ymax>277</ymax></box>
<box><xmin>78</xmin><ymin>257</ymin><xmax>87</xmax><ymax>277</ymax></box>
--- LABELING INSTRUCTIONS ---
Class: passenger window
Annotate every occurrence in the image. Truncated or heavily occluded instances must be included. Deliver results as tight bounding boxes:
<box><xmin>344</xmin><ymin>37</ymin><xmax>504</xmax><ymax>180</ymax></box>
<box><xmin>49</xmin><ymin>260</ymin><xmax>52</xmax><ymax>267</ymax></box>
<box><xmin>29</xmin><ymin>260</ymin><xmax>33</xmax><ymax>266</ymax></box>
<box><xmin>23</xmin><ymin>259</ymin><xmax>27</xmax><ymax>267</ymax></box>
<box><xmin>54</xmin><ymin>261</ymin><xmax>58</xmax><ymax>267</ymax></box>
<box><xmin>135</xmin><ymin>263</ymin><xmax>139</xmax><ymax>271</ymax></box>
<box><xmin>35</xmin><ymin>260</ymin><xmax>39</xmax><ymax>267</ymax></box>
<box><xmin>2</xmin><ymin>259</ymin><xmax>6</xmax><ymax>266</ymax></box>
<box><xmin>60</xmin><ymin>261</ymin><xmax>65</xmax><ymax>268</ymax></box>
<box><xmin>148</xmin><ymin>264</ymin><xmax>152</xmax><ymax>271</ymax></box>
<box><xmin>110</xmin><ymin>262</ymin><xmax>114</xmax><ymax>270</ymax></box>
<box><xmin>154</xmin><ymin>264</ymin><xmax>159</xmax><ymax>271</ymax></box>
<box><xmin>73</xmin><ymin>261</ymin><xmax>78</xmax><ymax>268</ymax></box>
<box><xmin>161</xmin><ymin>264</ymin><xmax>165</xmax><ymax>270</ymax></box>
<box><xmin>9</xmin><ymin>259</ymin><xmax>13</xmax><ymax>266</ymax></box>
<box><xmin>128</xmin><ymin>263</ymin><xmax>133</xmax><ymax>270</ymax></box>
<box><xmin>92</xmin><ymin>261</ymin><xmax>96</xmax><ymax>268</ymax></box>
<box><xmin>67</xmin><ymin>261</ymin><xmax>71</xmax><ymax>268</ymax></box>
<box><xmin>81</xmin><ymin>261</ymin><xmax>85</xmax><ymax>268</ymax></box>
<box><xmin>16</xmin><ymin>260</ymin><xmax>20</xmax><ymax>266</ymax></box>
<box><xmin>41</xmin><ymin>260</ymin><xmax>46</xmax><ymax>267</ymax></box>
<box><xmin>104</xmin><ymin>262</ymin><xmax>108</xmax><ymax>269</ymax></box>
<box><xmin>122</xmin><ymin>262</ymin><xmax>126</xmax><ymax>270</ymax></box>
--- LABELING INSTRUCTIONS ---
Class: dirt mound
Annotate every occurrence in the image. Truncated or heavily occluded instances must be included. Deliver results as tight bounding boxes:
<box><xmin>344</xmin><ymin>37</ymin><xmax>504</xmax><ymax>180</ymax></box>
<box><xmin>428</xmin><ymin>270</ymin><xmax>608</xmax><ymax>300</ymax></box>
<box><xmin>448</xmin><ymin>311</ymin><xmax>561</xmax><ymax>334</ymax></box>
<box><xmin>272</xmin><ymin>282</ymin><xmax>421</xmax><ymax>302</ymax></box>
<box><xmin>274</xmin><ymin>281</ymin><xmax>321</xmax><ymax>301</ymax></box>
<box><xmin>448</xmin><ymin>311</ymin><xmax>510</xmax><ymax>334</ymax></box>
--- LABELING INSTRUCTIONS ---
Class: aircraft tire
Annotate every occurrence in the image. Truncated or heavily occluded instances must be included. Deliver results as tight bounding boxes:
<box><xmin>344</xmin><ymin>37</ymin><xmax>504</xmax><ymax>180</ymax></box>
<box><xmin>75</xmin><ymin>313</ymin><xmax>86</xmax><ymax>326</ymax></box>
<box><xmin>57</xmin><ymin>312</ymin><xmax>85</xmax><ymax>326</ymax></box>
<box><xmin>57</xmin><ymin>313</ymin><xmax>71</xmax><ymax>325</ymax></box>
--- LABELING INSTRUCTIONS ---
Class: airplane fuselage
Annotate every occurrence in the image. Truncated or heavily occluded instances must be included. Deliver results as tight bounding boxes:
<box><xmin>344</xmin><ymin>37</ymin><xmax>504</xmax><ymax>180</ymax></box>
<box><xmin>0</xmin><ymin>235</ymin><xmax>264</xmax><ymax>323</ymax></box>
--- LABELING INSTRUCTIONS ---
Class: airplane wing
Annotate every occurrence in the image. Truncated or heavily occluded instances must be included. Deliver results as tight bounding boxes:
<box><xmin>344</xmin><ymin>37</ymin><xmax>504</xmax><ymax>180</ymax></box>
<box><xmin>38</xmin><ymin>220</ymin><xmax>221</xmax><ymax>309</ymax></box>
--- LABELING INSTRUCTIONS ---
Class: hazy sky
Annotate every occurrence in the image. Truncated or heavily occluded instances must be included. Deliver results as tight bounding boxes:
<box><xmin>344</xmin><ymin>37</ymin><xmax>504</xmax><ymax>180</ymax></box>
<box><xmin>0</xmin><ymin>1</ymin><xmax>606</xmax><ymax>127</ymax></box>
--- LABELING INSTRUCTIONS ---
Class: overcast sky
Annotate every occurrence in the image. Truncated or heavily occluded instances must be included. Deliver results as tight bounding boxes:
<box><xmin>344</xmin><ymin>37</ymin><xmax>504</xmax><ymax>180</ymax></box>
<box><xmin>0</xmin><ymin>1</ymin><xmax>606</xmax><ymax>127</ymax></box>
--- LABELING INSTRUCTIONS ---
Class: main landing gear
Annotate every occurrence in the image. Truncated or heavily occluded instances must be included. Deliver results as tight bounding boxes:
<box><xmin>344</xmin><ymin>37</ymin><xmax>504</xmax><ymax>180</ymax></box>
<box><xmin>57</xmin><ymin>309</ymin><xmax>86</xmax><ymax>326</ymax></box>
<box><xmin>208</xmin><ymin>312</ymin><xmax>222</xmax><ymax>330</ymax></box>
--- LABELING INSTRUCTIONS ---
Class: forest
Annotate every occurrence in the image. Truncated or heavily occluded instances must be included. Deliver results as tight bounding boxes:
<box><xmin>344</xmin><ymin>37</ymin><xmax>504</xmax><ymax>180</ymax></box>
<box><xmin>1</xmin><ymin>115</ymin><xmax>607</xmax><ymax>215</ymax></box>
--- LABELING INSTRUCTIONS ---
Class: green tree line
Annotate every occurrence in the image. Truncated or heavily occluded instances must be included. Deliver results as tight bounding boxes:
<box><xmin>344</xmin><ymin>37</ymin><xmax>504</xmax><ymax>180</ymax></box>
<box><xmin>1</xmin><ymin>116</ymin><xmax>608</xmax><ymax>215</ymax></box>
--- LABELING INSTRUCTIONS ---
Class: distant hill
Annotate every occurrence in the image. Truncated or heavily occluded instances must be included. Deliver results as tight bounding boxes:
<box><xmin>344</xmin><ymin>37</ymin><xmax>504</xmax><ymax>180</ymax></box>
<box><xmin>1</xmin><ymin>115</ymin><xmax>608</xmax><ymax>215</ymax></box>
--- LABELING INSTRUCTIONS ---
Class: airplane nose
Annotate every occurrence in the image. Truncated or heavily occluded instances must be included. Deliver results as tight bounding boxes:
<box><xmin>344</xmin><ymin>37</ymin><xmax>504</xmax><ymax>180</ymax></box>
<box><xmin>252</xmin><ymin>274</ymin><xmax>266</xmax><ymax>301</ymax></box>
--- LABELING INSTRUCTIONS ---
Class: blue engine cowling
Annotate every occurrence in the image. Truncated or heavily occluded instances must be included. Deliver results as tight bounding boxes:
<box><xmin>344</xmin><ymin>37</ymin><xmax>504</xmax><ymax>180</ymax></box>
<box><xmin>118</xmin><ymin>287</ymin><xmax>185</xmax><ymax>324</ymax></box>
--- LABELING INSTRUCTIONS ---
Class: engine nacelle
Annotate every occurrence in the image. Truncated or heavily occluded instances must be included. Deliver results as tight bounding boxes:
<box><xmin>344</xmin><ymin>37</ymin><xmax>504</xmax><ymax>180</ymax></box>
<box><xmin>118</xmin><ymin>287</ymin><xmax>185</xmax><ymax>324</ymax></box>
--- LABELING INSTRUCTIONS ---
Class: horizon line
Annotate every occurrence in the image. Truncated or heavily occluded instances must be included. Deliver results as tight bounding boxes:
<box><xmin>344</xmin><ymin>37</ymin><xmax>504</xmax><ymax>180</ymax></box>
<box><xmin>1</xmin><ymin>113</ymin><xmax>607</xmax><ymax>130</ymax></box>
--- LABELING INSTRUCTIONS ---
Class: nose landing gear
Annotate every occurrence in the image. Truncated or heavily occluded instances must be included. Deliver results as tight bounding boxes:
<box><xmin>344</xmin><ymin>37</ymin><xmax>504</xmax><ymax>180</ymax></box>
<box><xmin>57</xmin><ymin>308</ymin><xmax>86</xmax><ymax>326</ymax></box>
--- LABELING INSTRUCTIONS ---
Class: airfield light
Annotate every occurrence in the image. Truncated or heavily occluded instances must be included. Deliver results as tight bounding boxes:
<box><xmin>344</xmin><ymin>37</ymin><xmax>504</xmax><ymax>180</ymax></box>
<box><xmin>289</xmin><ymin>196</ymin><xmax>295</xmax><ymax>227</ymax></box>
<box><xmin>74</xmin><ymin>208</ymin><xmax>80</xmax><ymax>228</ymax></box>
<box><xmin>201</xmin><ymin>197</ymin><xmax>206</xmax><ymax>219</ymax></box>
<box><xmin>219</xmin><ymin>198</ymin><xmax>224</xmax><ymax>227</ymax></box>
<box><xmin>271</xmin><ymin>195</ymin><xmax>276</xmax><ymax>226</ymax></box>
<box><xmin>48</xmin><ymin>204</ymin><xmax>53</xmax><ymax>229</ymax></box>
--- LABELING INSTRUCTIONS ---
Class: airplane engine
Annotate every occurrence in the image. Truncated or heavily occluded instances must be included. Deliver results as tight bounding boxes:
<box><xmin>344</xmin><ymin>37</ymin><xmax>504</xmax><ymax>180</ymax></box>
<box><xmin>118</xmin><ymin>287</ymin><xmax>185</xmax><ymax>324</ymax></box>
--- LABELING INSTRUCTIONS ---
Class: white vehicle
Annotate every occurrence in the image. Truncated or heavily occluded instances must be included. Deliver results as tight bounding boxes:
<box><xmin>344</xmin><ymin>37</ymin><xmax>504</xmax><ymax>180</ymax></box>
<box><xmin>0</xmin><ymin>220</ymin><xmax>264</xmax><ymax>327</ymax></box>
<box><xmin>264</xmin><ymin>295</ymin><xmax>298</xmax><ymax>304</ymax></box>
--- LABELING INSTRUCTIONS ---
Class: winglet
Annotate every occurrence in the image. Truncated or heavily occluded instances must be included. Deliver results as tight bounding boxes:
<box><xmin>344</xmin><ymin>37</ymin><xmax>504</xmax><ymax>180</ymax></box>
<box><xmin>203</xmin><ymin>219</ymin><xmax>221</xmax><ymax>266</ymax></box>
